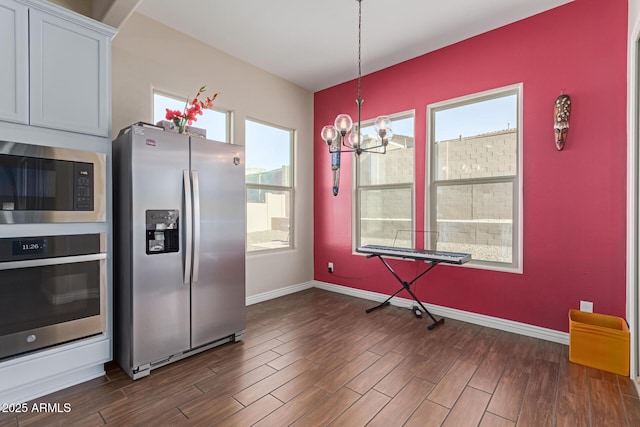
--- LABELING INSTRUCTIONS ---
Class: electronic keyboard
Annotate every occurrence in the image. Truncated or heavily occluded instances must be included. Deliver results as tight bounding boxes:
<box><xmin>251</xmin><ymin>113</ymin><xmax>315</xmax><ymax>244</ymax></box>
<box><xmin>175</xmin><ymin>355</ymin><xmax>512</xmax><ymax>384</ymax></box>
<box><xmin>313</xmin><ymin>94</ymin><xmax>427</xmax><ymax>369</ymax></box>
<box><xmin>356</xmin><ymin>245</ymin><xmax>471</xmax><ymax>264</ymax></box>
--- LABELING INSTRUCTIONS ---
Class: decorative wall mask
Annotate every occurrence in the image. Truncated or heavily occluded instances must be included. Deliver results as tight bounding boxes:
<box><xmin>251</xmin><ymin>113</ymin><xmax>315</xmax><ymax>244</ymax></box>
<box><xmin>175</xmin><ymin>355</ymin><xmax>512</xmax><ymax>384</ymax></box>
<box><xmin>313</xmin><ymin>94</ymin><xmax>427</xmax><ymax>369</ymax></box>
<box><xmin>554</xmin><ymin>93</ymin><xmax>571</xmax><ymax>150</ymax></box>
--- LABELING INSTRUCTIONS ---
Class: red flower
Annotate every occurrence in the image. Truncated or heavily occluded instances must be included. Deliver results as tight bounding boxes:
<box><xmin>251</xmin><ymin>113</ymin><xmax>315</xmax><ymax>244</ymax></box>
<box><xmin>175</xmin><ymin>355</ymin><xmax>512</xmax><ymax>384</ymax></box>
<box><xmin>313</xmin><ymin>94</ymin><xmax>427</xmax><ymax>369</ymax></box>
<box><xmin>164</xmin><ymin>86</ymin><xmax>219</xmax><ymax>132</ymax></box>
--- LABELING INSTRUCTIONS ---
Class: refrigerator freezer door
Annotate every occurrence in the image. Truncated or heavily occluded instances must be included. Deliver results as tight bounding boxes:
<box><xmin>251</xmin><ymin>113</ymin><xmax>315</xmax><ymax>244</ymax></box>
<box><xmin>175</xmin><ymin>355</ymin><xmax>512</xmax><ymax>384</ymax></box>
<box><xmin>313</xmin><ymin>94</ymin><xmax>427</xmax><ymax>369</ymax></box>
<box><xmin>190</xmin><ymin>138</ymin><xmax>246</xmax><ymax>348</ymax></box>
<box><xmin>130</xmin><ymin>128</ymin><xmax>191</xmax><ymax>366</ymax></box>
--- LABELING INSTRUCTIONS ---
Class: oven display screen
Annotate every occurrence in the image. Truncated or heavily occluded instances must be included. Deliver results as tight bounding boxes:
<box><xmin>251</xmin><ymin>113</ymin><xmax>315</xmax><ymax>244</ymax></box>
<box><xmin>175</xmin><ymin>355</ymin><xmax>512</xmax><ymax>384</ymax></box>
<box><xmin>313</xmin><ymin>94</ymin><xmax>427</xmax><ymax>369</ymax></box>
<box><xmin>12</xmin><ymin>239</ymin><xmax>47</xmax><ymax>256</ymax></box>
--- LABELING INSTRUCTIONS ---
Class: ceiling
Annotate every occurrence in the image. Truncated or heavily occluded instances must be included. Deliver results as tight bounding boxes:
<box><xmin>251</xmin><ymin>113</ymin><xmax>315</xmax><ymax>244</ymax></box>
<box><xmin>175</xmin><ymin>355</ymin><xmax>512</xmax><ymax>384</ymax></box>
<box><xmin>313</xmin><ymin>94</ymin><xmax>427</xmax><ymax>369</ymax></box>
<box><xmin>136</xmin><ymin>0</ymin><xmax>573</xmax><ymax>92</ymax></box>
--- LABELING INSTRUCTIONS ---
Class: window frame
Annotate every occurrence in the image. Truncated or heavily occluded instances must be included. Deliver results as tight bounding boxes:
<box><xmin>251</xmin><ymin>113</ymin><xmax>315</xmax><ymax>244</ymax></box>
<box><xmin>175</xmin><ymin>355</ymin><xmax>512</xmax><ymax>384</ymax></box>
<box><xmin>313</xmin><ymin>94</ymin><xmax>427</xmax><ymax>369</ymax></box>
<box><xmin>426</xmin><ymin>84</ymin><xmax>523</xmax><ymax>273</ymax></box>
<box><xmin>244</xmin><ymin>117</ymin><xmax>295</xmax><ymax>254</ymax></box>
<box><xmin>353</xmin><ymin>110</ymin><xmax>416</xmax><ymax>251</ymax></box>
<box><xmin>152</xmin><ymin>90</ymin><xmax>232</xmax><ymax>143</ymax></box>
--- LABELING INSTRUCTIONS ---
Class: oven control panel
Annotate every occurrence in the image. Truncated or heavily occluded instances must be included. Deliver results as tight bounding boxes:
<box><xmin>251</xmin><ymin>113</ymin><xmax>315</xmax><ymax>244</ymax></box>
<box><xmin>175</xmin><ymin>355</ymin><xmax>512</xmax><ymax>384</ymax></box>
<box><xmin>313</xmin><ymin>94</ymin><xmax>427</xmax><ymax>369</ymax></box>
<box><xmin>0</xmin><ymin>234</ymin><xmax>101</xmax><ymax>261</ymax></box>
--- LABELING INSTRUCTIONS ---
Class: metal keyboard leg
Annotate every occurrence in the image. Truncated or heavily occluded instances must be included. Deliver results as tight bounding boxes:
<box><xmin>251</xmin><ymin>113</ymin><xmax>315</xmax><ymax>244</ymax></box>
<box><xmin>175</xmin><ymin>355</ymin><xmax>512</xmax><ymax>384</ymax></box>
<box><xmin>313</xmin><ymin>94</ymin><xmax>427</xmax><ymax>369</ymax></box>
<box><xmin>365</xmin><ymin>286</ymin><xmax>404</xmax><ymax>313</ymax></box>
<box><xmin>365</xmin><ymin>255</ymin><xmax>445</xmax><ymax>330</ymax></box>
<box><xmin>401</xmin><ymin>280</ymin><xmax>445</xmax><ymax>330</ymax></box>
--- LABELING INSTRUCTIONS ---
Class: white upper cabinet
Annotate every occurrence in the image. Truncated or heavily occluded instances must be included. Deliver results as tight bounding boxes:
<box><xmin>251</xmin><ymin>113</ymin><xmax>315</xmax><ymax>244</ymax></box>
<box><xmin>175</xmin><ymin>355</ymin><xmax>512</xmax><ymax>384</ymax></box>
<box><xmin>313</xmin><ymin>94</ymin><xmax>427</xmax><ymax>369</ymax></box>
<box><xmin>29</xmin><ymin>8</ymin><xmax>111</xmax><ymax>136</ymax></box>
<box><xmin>0</xmin><ymin>0</ymin><xmax>28</xmax><ymax>124</ymax></box>
<box><xmin>0</xmin><ymin>0</ymin><xmax>115</xmax><ymax>137</ymax></box>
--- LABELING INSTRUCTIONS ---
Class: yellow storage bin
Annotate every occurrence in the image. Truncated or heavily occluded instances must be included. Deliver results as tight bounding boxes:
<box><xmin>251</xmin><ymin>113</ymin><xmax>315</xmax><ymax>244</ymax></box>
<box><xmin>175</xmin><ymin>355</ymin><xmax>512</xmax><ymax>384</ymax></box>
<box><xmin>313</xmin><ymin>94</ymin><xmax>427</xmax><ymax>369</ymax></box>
<box><xmin>568</xmin><ymin>309</ymin><xmax>629</xmax><ymax>376</ymax></box>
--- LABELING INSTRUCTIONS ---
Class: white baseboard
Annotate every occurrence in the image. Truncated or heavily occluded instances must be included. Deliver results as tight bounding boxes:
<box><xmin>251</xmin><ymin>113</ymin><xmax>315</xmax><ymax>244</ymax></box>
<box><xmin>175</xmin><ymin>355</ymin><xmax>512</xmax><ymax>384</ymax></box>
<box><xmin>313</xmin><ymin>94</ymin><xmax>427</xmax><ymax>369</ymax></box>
<box><xmin>312</xmin><ymin>280</ymin><xmax>569</xmax><ymax>345</ymax></box>
<box><xmin>246</xmin><ymin>281</ymin><xmax>314</xmax><ymax>306</ymax></box>
<box><xmin>245</xmin><ymin>280</ymin><xmax>569</xmax><ymax>344</ymax></box>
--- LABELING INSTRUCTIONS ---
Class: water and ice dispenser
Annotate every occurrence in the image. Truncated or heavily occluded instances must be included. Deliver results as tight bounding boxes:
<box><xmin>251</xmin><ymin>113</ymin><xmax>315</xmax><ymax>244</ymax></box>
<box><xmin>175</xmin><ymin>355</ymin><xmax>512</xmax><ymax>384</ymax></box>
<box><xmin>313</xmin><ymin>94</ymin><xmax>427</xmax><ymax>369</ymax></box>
<box><xmin>145</xmin><ymin>210</ymin><xmax>179</xmax><ymax>254</ymax></box>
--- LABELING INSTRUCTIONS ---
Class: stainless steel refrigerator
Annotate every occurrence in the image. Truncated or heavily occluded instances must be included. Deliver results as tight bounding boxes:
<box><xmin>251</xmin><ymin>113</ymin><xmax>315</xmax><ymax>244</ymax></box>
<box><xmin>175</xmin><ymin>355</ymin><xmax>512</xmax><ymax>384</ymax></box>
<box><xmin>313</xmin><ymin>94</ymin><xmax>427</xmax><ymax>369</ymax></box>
<box><xmin>113</xmin><ymin>124</ymin><xmax>245</xmax><ymax>379</ymax></box>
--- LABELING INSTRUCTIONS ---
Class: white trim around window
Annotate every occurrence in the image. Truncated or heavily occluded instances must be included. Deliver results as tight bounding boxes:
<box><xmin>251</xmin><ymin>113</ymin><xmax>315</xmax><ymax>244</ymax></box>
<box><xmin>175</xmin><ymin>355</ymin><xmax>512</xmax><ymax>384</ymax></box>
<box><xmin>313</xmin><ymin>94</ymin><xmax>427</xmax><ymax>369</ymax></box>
<box><xmin>152</xmin><ymin>90</ymin><xmax>231</xmax><ymax>143</ymax></box>
<box><xmin>426</xmin><ymin>83</ymin><xmax>523</xmax><ymax>273</ymax></box>
<box><xmin>245</xmin><ymin>117</ymin><xmax>295</xmax><ymax>253</ymax></box>
<box><xmin>352</xmin><ymin>110</ymin><xmax>416</xmax><ymax>252</ymax></box>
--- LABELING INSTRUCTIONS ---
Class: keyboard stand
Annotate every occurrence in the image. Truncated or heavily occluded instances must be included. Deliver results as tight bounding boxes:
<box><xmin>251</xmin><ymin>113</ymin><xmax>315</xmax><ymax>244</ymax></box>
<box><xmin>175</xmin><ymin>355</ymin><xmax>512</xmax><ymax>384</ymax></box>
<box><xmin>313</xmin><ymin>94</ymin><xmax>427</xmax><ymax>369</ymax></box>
<box><xmin>365</xmin><ymin>254</ymin><xmax>445</xmax><ymax>330</ymax></box>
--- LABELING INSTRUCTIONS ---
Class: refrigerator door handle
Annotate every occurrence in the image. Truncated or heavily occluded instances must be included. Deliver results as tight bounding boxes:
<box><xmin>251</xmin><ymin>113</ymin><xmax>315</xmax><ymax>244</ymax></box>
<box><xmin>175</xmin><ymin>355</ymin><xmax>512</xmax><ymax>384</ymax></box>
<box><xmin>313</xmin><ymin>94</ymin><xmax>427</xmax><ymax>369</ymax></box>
<box><xmin>192</xmin><ymin>170</ymin><xmax>201</xmax><ymax>283</ymax></box>
<box><xmin>183</xmin><ymin>169</ymin><xmax>192</xmax><ymax>285</ymax></box>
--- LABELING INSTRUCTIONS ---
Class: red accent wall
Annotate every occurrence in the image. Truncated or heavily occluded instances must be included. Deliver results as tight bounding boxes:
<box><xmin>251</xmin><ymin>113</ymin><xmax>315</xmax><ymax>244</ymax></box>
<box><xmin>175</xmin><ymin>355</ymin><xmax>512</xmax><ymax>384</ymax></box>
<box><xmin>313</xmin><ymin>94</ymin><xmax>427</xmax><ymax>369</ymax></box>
<box><xmin>313</xmin><ymin>0</ymin><xmax>628</xmax><ymax>332</ymax></box>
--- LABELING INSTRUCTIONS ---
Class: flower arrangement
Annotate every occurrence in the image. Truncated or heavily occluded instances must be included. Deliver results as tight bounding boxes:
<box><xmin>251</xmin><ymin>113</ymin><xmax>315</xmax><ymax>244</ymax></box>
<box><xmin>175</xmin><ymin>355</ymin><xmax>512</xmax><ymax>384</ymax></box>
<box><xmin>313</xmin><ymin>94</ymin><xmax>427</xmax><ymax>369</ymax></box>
<box><xmin>165</xmin><ymin>86</ymin><xmax>218</xmax><ymax>134</ymax></box>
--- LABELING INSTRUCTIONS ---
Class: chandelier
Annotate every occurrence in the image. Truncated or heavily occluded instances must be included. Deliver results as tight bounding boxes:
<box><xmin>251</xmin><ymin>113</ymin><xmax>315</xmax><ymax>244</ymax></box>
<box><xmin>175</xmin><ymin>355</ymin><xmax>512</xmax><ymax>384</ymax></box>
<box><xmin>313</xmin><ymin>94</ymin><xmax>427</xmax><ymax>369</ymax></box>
<box><xmin>320</xmin><ymin>0</ymin><xmax>393</xmax><ymax>157</ymax></box>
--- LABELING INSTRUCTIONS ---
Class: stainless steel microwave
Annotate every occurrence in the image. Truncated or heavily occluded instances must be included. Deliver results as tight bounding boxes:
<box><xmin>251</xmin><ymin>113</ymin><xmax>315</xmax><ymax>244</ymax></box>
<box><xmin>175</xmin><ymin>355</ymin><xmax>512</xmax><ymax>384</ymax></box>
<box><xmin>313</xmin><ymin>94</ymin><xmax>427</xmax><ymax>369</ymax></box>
<box><xmin>0</xmin><ymin>142</ymin><xmax>106</xmax><ymax>223</ymax></box>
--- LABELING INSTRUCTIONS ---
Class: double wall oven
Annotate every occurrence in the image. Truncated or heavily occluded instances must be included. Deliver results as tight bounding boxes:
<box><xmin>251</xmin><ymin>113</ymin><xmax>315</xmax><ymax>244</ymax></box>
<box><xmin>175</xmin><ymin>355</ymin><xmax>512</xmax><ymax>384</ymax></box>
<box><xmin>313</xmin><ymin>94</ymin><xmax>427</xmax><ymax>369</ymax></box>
<box><xmin>0</xmin><ymin>141</ymin><xmax>107</xmax><ymax>360</ymax></box>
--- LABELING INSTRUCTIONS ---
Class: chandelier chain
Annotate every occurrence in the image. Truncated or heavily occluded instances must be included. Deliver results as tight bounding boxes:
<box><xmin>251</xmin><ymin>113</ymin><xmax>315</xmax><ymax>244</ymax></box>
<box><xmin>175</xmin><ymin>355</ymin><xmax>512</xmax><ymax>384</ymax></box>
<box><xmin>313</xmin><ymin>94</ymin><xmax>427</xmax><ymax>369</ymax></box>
<box><xmin>357</xmin><ymin>0</ymin><xmax>362</xmax><ymax>104</ymax></box>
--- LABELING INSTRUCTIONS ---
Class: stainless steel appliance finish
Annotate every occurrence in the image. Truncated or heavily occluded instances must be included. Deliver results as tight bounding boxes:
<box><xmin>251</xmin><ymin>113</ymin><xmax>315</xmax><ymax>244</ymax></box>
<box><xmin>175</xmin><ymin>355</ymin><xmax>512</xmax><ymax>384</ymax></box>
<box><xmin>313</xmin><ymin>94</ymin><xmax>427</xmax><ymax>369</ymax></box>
<box><xmin>0</xmin><ymin>141</ymin><xmax>106</xmax><ymax>223</ymax></box>
<box><xmin>113</xmin><ymin>125</ymin><xmax>246</xmax><ymax>379</ymax></box>
<box><xmin>0</xmin><ymin>233</ymin><xmax>107</xmax><ymax>360</ymax></box>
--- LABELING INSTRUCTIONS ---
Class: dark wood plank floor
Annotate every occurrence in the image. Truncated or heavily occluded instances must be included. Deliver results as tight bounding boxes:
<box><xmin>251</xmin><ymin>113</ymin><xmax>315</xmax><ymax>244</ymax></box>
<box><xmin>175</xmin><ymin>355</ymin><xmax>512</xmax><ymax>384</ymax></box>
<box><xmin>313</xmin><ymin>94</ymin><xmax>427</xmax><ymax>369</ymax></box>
<box><xmin>2</xmin><ymin>288</ymin><xmax>640</xmax><ymax>426</ymax></box>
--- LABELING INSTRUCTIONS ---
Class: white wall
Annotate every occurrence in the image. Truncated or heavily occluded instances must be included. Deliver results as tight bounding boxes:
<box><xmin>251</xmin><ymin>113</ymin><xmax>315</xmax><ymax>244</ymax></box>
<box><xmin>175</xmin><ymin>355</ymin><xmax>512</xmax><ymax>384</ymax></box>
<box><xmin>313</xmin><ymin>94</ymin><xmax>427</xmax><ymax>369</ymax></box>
<box><xmin>111</xmin><ymin>12</ymin><xmax>314</xmax><ymax>297</ymax></box>
<box><xmin>632</xmin><ymin>0</ymin><xmax>640</xmax><ymax>22</ymax></box>
<box><xmin>46</xmin><ymin>0</ymin><xmax>92</xmax><ymax>17</ymax></box>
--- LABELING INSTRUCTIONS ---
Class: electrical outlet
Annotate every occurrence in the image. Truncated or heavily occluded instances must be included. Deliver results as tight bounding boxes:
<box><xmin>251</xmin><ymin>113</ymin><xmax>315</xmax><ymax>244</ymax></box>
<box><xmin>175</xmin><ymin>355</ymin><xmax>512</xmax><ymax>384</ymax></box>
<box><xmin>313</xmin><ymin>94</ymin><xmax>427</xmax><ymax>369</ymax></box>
<box><xmin>328</xmin><ymin>262</ymin><xmax>334</xmax><ymax>273</ymax></box>
<box><xmin>580</xmin><ymin>300</ymin><xmax>593</xmax><ymax>313</ymax></box>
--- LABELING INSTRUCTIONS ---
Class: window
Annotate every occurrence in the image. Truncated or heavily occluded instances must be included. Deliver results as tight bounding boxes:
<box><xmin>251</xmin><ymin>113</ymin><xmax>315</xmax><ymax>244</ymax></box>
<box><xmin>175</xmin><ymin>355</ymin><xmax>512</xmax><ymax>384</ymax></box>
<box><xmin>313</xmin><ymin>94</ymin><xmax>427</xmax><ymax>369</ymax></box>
<box><xmin>428</xmin><ymin>84</ymin><xmax>522</xmax><ymax>271</ymax></box>
<box><xmin>245</xmin><ymin>119</ymin><xmax>294</xmax><ymax>252</ymax></box>
<box><xmin>153</xmin><ymin>91</ymin><xmax>230</xmax><ymax>142</ymax></box>
<box><xmin>355</xmin><ymin>112</ymin><xmax>415</xmax><ymax>249</ymax></box>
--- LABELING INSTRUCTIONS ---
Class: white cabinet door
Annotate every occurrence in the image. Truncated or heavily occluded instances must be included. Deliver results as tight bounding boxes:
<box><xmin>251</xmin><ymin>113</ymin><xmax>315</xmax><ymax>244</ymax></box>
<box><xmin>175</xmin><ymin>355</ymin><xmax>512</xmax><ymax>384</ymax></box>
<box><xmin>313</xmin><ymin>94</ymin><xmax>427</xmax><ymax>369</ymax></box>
<box><xmin>29</xmin><ymin>8</ymin><xmax>110</xmax><ymax>137</ymax></box>
<box><xmin>0</xmin><ymin>0</ymin><xmax>28</xmax><ymax>124</ymax></box>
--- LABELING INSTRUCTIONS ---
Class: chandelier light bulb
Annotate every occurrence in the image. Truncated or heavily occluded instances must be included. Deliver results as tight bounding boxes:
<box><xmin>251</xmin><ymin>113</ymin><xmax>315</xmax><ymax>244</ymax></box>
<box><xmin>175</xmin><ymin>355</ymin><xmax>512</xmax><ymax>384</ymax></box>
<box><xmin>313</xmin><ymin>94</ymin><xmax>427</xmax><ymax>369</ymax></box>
<box><xmin>334</xmin><ymin>114</ymin><xmax>353</xmax><ymax>135</ymax></box>
<box><xmin>374</xmin><ymin>116</ymin><xmax>391</xmax><ymax>134</ymax></box>
<box><xmin>321</xmin><ymin>125</ymin><xmax>337</xmax><ymax>145</ymax></box>
<box><xmin>348</xmin><ymin>130</ymin><xmax>361</xmax><ymax>148</ymax></box>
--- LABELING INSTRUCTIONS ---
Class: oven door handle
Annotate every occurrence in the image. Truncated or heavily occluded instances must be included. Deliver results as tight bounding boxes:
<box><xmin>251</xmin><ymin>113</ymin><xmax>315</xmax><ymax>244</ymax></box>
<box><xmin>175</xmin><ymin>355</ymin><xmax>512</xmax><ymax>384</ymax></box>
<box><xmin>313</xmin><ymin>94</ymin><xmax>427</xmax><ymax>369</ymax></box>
<box><xmin>0</xmin><ymin>253</ymin><xmax>107</xmax><ymax>270</ymax></box>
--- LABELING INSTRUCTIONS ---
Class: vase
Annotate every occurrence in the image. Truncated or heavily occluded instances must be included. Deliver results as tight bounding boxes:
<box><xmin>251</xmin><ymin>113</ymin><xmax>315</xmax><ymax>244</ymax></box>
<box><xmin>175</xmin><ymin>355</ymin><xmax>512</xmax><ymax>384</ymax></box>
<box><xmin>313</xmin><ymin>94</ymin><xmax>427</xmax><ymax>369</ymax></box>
<box><xmin>170</xmin><ymin>118</ymin><xmax>186</xmax><ymax>134</ymax></box>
